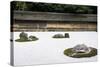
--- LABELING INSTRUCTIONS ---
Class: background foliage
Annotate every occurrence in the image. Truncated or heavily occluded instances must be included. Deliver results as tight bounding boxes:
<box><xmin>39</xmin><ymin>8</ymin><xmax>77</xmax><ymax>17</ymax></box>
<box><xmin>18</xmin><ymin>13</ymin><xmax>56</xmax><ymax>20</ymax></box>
<box><xmin>11</xmin><ymin>1</ymin><xmax>97</xmax><ymax>14</ymax></box>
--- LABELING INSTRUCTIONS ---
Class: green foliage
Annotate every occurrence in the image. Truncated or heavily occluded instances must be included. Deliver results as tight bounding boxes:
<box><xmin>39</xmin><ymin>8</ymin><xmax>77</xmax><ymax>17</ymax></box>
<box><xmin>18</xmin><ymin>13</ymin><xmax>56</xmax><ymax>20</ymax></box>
<box><xmin>64</xmin><ymin>47</ymin><xmax>97</xmax><ymax>58</ymax></box>
<box><xmin>11</xmin><ymin>1</ymin><xmax>97</xmax><ymax>14</ymax></box>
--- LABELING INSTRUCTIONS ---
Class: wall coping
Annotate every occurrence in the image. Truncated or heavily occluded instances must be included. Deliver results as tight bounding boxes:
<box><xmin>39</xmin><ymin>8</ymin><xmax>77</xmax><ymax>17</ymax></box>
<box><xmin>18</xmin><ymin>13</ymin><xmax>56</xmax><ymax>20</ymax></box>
<box><xmin>13</xmin><ymin>11</ymin><xmax>97</xmax><ymax>22</ymax></box>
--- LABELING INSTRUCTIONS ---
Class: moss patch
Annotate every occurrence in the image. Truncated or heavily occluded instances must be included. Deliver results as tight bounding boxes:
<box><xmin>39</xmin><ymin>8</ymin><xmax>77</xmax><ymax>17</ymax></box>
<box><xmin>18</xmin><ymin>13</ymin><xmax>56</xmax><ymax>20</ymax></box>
<box><xmin>15</xmin><ymin>39</ymin><xmax>31</xmax><ymax>42</ymax></box>
<box><xmin>15</xmin><ymin>36</ymin><xmax>38</xmax><ymax>42</ymax></box>
<box><xmin>64</xmin><ymin>47</ymin><xmax>97</xmax><ymax>58</ymax></box>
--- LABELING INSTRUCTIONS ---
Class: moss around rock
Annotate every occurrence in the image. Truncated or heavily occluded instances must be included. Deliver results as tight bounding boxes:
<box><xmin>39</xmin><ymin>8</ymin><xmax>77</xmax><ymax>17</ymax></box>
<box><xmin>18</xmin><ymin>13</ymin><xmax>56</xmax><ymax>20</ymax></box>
<box><xmin>64</xmin><ymin>47</ymin><xmax>97</xmax><ymax>58</ymax></box>
<box><xmin>53</xmin><ymin>33</ymin><xmax>69</xmax><ymax>38</ymax></box>
<box><xmin>15</xmin><ymin>32</ymin><xmax>38</xmax><ymax>42</ymax></box>
<box><xmin>15</xmin><ymin>39</ymin><xmax>31</xmax><ymax>42</ymax></box>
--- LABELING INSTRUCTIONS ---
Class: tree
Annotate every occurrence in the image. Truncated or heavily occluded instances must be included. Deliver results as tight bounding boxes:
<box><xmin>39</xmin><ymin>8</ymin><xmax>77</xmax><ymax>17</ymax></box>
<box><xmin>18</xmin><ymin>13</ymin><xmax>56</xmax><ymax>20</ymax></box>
<box><xmin>11</xmin><ymin>1</ymin><xmax>97</xmax><ymax>14</ymax></box>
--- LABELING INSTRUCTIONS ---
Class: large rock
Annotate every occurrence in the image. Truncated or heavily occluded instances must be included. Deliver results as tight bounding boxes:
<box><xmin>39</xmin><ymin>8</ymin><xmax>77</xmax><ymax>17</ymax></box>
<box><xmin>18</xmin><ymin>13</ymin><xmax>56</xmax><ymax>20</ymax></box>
<box><xmin>65</xmin><ymin>33</ymin><xmax>70</xmax><ymax>38</ymax></box>
<box><xmin>64</xmin><ymin>44</ymin><xmax>97</xmax><ymax>58</ymax></box>
<box><xmin>53</xmin><ymin>34</ymin><xmax>64</xmax><ymax>38</ymax></box>
<box><xmin>53</xmin><ymin>33</ymin><xmax>69</xmax><ymax>38</ymax></box>
<box><xmin>19</xmin><ymin>32</ymin><xmax>28</xmax><ymax>40</ymax></box>
<box><xmin>72</xmin><ymin>44</ymin><xmax>90</xmax><ymax>53</ymax></box>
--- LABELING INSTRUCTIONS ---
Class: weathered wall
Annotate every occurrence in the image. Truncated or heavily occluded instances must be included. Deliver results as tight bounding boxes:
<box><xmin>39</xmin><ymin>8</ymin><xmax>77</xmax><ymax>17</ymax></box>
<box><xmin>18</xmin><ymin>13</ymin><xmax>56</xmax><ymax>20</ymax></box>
<box><xmin>12</xmin><ymin>11</ymin><xmax>97</xmax><ymax>32</ymax></box>
<box><xmin>14</xmin><ymin>11</ymin><xmax>97</xmax><ymax>22</ymax></box>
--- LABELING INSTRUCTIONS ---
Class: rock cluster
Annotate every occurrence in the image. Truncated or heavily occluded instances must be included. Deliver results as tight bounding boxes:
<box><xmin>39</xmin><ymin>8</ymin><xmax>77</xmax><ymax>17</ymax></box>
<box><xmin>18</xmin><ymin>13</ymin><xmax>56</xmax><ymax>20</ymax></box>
<box><xmin>15</xmin><ymin>32</ymin><xmax>38</xmax><ymax>42</ymax></box>
<box><xmin>64</xmin><ymin>44</ymin><xmax>97</xmax><ymax>58</ymax></box>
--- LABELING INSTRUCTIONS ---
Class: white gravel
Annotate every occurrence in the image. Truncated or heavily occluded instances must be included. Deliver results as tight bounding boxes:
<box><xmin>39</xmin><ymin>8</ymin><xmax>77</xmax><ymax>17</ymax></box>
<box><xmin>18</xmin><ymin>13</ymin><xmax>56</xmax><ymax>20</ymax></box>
<box><xmin>13</xmin><ymin>32</ymin><xmax>98</xmax><ymax>66</ymax></box>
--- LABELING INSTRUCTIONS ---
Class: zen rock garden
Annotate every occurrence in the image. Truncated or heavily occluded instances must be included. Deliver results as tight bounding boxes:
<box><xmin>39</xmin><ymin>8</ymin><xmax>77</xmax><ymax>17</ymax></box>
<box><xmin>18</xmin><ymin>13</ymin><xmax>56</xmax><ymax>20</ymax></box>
<box><xmin>15</xmin><ymin>32</ymin><xmax>38</xmax><ymax>42</ymax></box>
<box><xmin>64</xmin><ymin>44</ymin><xmax>97</xmax><ymax>58</ymax></box>
<box><xmin>52</xmin><ymin>33</ymin><xmax>69</xmax><ymax>38</ymax></box>
<box><xmin>15</xmin><ymin>32</ymin><xmax>70</xmax><ymax>42</ymax></box>
<box><xmin>15</xmin><ymin>32</ymin><xmax>97</xmax><ymax>58</ymax></box>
